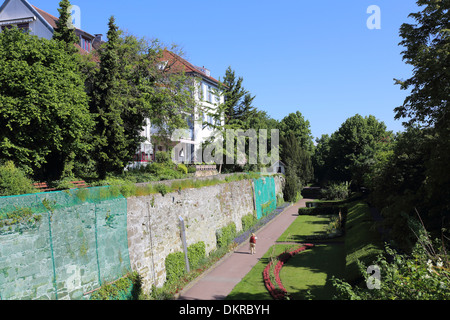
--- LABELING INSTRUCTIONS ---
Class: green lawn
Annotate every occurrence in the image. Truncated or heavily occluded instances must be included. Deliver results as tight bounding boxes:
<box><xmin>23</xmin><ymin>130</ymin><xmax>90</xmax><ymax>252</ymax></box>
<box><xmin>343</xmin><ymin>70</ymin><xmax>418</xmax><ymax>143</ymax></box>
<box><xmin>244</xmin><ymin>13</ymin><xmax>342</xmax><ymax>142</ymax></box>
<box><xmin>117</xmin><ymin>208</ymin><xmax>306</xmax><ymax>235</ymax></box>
<box><xmin>280</xmin><ymin>244</ymin><xmax>345</xmax><ymax>300</ymax></box>
<box><xmin>344</xmin><ymin>201</ymin><xmax>383</xmax><ymax>282</ymax></box>
<box><xmin>226</xmin><ymin>200</ymin><xmax>382</xmax><ymax>300</ymax></box>
<box><xmin>277</xmin><ymin>214</ymin><xmax>342</xmax><ymax>243</ymax></box>
<box><xmin>226</xmin><ymin>244</ymin><xmax>296</xmax><ymax>300</ymax></box>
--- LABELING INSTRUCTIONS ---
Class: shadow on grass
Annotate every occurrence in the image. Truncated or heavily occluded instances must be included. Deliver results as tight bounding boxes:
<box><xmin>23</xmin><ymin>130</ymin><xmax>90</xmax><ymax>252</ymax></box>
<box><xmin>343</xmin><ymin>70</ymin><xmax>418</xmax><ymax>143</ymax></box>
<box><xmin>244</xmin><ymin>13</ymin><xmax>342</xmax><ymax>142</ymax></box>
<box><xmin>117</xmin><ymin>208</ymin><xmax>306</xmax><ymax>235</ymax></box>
<box><xmin>280</xmin><ymin>244</ymin><xmax>345</xmax><ymax>300</ymax></box>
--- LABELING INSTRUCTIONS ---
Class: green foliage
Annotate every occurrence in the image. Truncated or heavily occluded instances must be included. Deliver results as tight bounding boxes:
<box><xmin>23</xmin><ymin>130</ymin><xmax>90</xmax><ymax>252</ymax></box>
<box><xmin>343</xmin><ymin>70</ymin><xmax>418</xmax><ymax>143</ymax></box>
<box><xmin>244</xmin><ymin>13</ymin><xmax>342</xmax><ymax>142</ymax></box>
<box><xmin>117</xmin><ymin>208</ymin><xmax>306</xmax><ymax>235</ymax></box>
<box><xmin>283</xmin><ymin>170</ymin><xmax>302</xmax><ymax>203</ymax></box>
<box><xmin>333</xmin><ymin>223</ymin><xmax>450</xmax><ymax>300</ymax></box>
<box><xmin>0</xmin><ymin>28</ymin><xmax>93</xmax><ymax>180</ymax></box>
<box><xmin>320</xmin><ymin>182</ymin><xmax>350</xmax><ymax>201</ymax></box>
<box><xmin>90</xmin><ymin>272</ymin><xmax>143</xmax><ymax>300</ymax></box>
<box><xmin>177</xmin><ymin>164</ymin><xmax>188</xmax><ymax>175</ymax></box>
<box><xmin>187</xmin><ymin>241</ymin><xmax>206</xmax><ymax>270</ymax></box>
<box><xmin>298</xmin><ymin>206</ymin><xmax>345</xmax><ymax>216</ymax></box>
<box><xmin>313</xmin><ymin>114</ymin><xmax>391</xmax><ymax>188</ymax></box>
<box><xmin>216</xmin><ymin>222</ymin><xmax>237</xmax><ymax>248</ymax></box>
<box><xmin>343</xmin><ymin>201</ymin><xmax>383</xmax><ymax>282</ymax></box>
<box><xmin>52</xmin><ymin>0</ymin><xmax>79</xmax><ymax>52</ymax></box>
<box><xmin>165</xmin><ymin>251</ymin><xmax>186</xmax><ymax>283</ymax></box>
<box><xmin>154</xmin><ymin>184</ymin><xmax>171</xmax><ymax>196</ymax></box>
<box><xmin>0</xmin><ymin>207</ymin><xmax>42</xmax><ymax>233</ymax></box>
<box><xmin>279</xmin><ymin>111</ymin><xmax>314</xmax><ymax>154</ymax></box>
<box><xmin>394</xmin><ymin>0</ymin><xmax>450</xmax><ymax>127</ymax></box>
<box><xmin>242</xmin><ymin>212</ymin><xmax>257</xmax><ymax>231</ymax></box>
<box><xmin>0</xmin><ymin>161</ymin><xmax>37</xmax><ymax>196</ymax></box>
<box><xmin>164</xmin><ymin>242</ymin><xmax>206</xmax><ymax>283</ymax></box>
<box><xmin>155</xmin><ymin>151</ymin><xmax>171</xmax><ymax>164</ymax></box>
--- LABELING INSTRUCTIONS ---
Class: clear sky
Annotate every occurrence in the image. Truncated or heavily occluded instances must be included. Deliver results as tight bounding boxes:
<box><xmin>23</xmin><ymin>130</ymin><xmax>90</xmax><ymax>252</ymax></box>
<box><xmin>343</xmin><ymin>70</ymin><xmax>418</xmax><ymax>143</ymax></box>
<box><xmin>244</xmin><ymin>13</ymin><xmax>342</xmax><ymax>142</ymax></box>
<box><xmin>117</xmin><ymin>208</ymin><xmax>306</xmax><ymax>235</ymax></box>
<box><xmin>32</xmin><ymin>0</ymin><xmax>420</xmax><ymax>139</ymax></box>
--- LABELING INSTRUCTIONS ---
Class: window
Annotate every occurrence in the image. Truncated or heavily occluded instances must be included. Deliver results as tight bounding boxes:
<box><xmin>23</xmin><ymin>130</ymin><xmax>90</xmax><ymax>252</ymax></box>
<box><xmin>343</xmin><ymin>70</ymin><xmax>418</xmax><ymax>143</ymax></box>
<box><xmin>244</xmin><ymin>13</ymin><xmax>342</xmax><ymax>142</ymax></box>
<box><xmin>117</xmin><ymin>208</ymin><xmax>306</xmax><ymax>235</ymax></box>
<box><xmin>80</xmin><ymin>37</ymin><xmax>92</xmax><ymax>52</ymax></box>
<box><xmin>198</xmin><ymin>82</ymin><xmax>203</xmax><ymax>100</ymax></box>
<box><xmin>1</xmin><ymin>23</ymin><xmax>29</xmax><ymax>32</ymax></box>
<box><xmin>207</xmin><ymin>86</ymin><xmax>212</xmax><ymax>103</ymax></box>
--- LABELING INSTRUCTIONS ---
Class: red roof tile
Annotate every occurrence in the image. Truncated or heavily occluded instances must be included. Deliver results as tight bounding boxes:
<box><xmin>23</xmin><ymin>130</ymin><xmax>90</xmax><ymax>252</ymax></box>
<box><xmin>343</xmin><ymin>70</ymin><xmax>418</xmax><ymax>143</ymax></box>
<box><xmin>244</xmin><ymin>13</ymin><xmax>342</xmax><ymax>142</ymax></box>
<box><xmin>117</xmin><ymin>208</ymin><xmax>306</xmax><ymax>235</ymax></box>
<box><xmin>161</xmin><ymin>49</ymin><xmax>220</xmax><ymax>84</ymax></box>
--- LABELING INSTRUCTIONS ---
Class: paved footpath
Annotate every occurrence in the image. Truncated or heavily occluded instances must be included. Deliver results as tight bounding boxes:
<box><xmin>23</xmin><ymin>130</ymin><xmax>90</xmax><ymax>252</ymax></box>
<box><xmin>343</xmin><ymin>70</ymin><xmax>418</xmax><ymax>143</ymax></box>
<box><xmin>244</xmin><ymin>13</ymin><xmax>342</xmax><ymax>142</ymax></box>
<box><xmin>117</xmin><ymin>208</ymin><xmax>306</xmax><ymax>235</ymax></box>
<box><xmin>178</xmin><ymin>198</ymin><xmax>311</xmax><ymax>300</ymax></box>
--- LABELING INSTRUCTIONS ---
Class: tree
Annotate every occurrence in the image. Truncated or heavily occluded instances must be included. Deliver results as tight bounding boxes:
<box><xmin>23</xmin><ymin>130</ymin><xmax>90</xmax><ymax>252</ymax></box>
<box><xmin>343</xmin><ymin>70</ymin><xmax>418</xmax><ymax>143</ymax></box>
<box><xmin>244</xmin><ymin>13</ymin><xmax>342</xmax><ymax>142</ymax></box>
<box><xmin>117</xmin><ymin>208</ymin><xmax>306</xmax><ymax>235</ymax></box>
<box><xmin>278</xmin><ymin>111</ymin><xmax>314</xmax><ymax>154</ymax></box>
<box><xmin>0</xmin><ymin>28</ymin><xmax>93</xmax><ymax>180</ymax></box>
<box><xmin>281</xmin><ymin>132</ymin><xmax>313</xmax><ymax>184</ymax></box>
<box><xmin>315</xmin><ymin>114</ymin><xmax>390</xmax><ymax>188</ymax></box>
<box><xmin>394</xmin><ymin>0</ymin><xmax>450</xmax><ymax>127</ymax></box>
<box><xmin>88</xmin><ymin>19</ymin><xmax>196</xmax><ymax>178</ymax></box>
<box><xmin>219</xmin><ymin>67</ymin><xmax>256</xmax><ymax>127</ymax></box>
<box><xmin>391</xmin><ymin>0</ymin><xmax>450</xmax><ymax>247</ymax></box>
<box><xmin>89</xmin><ymin>16</ymin><xmax>129</xmax><ymax>178</ymax></box>
<box><xmin>52</xmin><ymin>0</ymin><xmax>79</xmax><ymax>52</ymax></box>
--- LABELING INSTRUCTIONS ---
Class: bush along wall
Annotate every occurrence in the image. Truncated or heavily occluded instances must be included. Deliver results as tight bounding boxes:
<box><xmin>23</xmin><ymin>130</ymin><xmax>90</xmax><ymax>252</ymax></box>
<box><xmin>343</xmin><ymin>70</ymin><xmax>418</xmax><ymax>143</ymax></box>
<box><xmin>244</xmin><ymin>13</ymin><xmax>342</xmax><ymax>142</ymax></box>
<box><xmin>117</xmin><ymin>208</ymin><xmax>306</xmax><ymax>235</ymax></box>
<box><xmin>216</xmin><ymin>223</ymin><xmax>237</xmax><ymax>249</ymax></box>
<box><xmin>164</xmin><ymin>241</ymin><xmax>206</xmax><ymax>284</ymax></box>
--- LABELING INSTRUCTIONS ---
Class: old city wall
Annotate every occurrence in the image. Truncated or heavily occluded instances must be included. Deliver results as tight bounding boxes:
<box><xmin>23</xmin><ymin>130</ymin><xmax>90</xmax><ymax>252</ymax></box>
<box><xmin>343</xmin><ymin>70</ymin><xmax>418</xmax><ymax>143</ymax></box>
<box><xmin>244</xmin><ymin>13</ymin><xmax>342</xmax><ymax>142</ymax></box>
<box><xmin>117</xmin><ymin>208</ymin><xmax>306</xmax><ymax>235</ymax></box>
<box><xmin>0</xmin><ymin>175</ymin><xmax>283</xmax><ymax>299</ymax></box>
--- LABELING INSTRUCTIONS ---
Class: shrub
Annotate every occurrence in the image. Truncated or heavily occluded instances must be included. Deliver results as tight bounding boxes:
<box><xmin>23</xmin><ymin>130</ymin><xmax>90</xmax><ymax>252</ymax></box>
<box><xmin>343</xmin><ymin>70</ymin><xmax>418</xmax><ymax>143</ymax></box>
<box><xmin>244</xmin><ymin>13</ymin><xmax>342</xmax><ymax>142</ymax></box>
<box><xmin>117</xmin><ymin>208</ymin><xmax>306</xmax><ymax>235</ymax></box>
<box><xmin>165</xmin><ymin>242</ymin><xmax>206</xmax><ymax>283</ymax></box>
<box><xmin>154</xmin><ymin>184</ymin><xmax>172</xmax><ymax>196</ymax></box>
<box><xmin>90</xmin><ymin>272</ymin><xmax>143</xmax><ymax>300</ymax></box>
<box><xmin>0</xmin><ymin>161</ymin><xmax>37</xmax><ymax>196</ymax></box>
<box><xmin>283</xmin><ymin>172</ymin><xmax>302</xmax><ymax>202</ymax></box>
<box><xmin>298</xmin><ymin>206</ymin><xmax>346</xmax><ymax>216</ymax></box>
<box><xmin>216</xmin><ymin>222</ymin><xmax>237</xmax><ymax>248</ymax></box>
<box><xmin>187</xmin><ymin>166</ymin><xmax>196</xmax><ymax>174</ymax></box>
<box><xmin>177</xmin><ymin>164</ymin><xmax>188</xmax><ymax>175</ymax></box>
<box><xmin>321</xmin><ymin>182</ymin><xmax>350</xmax><ymax>200</ymax></box>
<box><xmin>155</xmin><ymin>151</ymin><xmax>171</xmax><ymax>164</ymax></box>
<box><xmin>242</xmin><ymin>212</ymin><xmax>257</xmax><ymax>231</ymax></box>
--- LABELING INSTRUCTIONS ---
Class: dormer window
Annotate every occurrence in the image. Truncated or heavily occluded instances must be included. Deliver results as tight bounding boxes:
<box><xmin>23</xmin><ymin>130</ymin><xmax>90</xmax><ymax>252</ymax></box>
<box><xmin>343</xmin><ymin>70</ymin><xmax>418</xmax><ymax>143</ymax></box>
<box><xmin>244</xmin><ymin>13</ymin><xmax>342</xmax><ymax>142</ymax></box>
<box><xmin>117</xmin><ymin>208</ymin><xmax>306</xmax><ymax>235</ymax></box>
<box><xmin>80</xmin><ymin>36</ymin><xmax>92</xmax><ymax>52</ymax></box>
<box><xmin>1</xmin><ymin>22</ymin><xmax>29</xmax><ymax>32</ymax></box>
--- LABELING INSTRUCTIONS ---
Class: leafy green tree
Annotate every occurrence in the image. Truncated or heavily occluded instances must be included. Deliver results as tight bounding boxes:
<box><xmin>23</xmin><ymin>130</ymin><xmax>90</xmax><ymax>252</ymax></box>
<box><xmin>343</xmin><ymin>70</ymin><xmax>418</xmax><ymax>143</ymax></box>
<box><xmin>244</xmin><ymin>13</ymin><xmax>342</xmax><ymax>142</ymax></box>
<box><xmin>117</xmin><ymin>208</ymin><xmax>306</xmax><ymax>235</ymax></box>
<box><xmin>278</xmin><ymin>111</ymin><xmax>314</xmax><ymax>154</ymax></box>
<box><xmin>281</xmin><ymin>132</ymin><xmax>313</xmax><ymax>184</ymax></box>
<box><xmin>89</xmin><ymin>16</ymin><xmax>128</xmax><ymax>178</ymax></box>
<box><xmin>88</xmin><ymin>18</ymin><xmax>195</xmax><ymax>178</ymax></box>
<box><xmin>312</xmin><ymin>134</ymin><xmax>331</xmax><ymax>183</ymax></box>
<box><xmin>316</xmin><ymin>114</ymin><xmax>390</xmax><ymax>188</ymax></box>
<box><xmin>0</xmin><ymin>28</ymin><xmax>93</xmax><ymax>180</ymax></box>
<box><xmin>220</xmin><ymin>67</ymin><xmax>256</xmax><ymax>127</ymax></box>
<box><xmin>52</xmin><ymin>0</ymin><xmax>79</xmax><ymax>52</ymax></box>
<box><xmin>386</xmin><ymin>0</ymin><xmax>450</xmax><ymax>248</ymax></box>
<box><xmin>394</xmin><ymin>0</ymin><xmax>449</xmax><ymax>127</ymax></box>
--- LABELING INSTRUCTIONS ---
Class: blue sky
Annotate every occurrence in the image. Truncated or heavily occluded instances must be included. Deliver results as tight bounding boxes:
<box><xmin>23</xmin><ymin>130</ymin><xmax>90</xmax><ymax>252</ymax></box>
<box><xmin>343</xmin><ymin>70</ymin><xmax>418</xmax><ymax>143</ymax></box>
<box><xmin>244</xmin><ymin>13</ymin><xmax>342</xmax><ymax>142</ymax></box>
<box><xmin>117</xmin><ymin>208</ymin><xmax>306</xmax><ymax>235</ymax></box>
<box><xmin>34</xmin><ymin>0</ymin><xmax>420</xmax><ymax>139</ymax></box>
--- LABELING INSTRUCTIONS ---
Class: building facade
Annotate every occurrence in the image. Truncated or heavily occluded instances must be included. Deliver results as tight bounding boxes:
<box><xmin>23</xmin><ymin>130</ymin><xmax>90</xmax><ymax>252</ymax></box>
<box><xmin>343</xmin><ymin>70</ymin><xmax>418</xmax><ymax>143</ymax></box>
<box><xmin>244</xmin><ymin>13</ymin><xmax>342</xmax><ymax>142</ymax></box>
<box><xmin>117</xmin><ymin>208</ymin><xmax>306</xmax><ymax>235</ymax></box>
<box><xmin>0</xmin><ymin>0</ymin><xmax>103</xmax><ymax>53</ymax></box>
<box><xmin>0</xmin><ymin>0</ymin><xmax>223</xmax><ymax>167</ymax></box>
<box><xmin>132</xmin><ymin>50</ymin><xmax>224</xmax><ymax>167</ymax></box>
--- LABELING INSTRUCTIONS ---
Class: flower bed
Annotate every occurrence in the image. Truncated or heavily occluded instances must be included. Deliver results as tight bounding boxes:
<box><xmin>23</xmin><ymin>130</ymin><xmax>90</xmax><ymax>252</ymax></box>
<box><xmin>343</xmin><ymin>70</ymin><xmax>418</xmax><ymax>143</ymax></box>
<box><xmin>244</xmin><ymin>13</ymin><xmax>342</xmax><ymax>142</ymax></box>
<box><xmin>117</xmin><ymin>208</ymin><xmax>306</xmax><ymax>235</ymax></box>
<box><xmin>263</xmin><ymin>244</ymin><xmax>315</xmax><ymax>300</ymax></box>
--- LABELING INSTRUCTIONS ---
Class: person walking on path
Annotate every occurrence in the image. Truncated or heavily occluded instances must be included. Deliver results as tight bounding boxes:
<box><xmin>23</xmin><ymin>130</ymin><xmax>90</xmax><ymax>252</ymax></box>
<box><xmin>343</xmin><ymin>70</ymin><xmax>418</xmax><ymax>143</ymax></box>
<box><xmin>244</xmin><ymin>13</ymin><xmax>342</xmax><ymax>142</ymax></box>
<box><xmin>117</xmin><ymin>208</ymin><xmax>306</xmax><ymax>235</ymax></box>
<box><xmin>249</xmin><ymin>233</ymin><xmax>257</xmax><ymax>254</ymax></box>
<box><xmin>178</xmin><ymin>197</ymin><xmax>312</xmax><ymax>300</ymax></box>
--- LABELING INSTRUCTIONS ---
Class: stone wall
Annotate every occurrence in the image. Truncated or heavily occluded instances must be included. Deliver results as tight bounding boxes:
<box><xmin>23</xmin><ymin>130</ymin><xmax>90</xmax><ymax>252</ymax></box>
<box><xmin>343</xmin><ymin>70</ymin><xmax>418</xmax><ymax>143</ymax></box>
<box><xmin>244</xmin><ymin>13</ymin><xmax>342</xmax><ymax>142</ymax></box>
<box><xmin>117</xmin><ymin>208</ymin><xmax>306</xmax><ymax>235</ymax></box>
<box><xmin>127</xmin><ymin>179</ymin><xmax>256</xmax><ymax>291</ymax></box>
<box><xmin>0</xmin><ymin>175</ymin><xmax>284</xmax><ymax>299</ymax></box>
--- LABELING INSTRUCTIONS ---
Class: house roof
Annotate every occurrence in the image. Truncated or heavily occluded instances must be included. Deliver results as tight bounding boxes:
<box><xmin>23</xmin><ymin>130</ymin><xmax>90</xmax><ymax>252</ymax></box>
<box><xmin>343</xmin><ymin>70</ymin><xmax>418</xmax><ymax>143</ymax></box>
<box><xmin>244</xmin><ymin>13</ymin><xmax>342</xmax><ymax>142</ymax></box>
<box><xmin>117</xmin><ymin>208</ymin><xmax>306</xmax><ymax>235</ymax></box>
<box><xmin>161</xmin><ymin>49</ymin><xmax>220</xmax><ymax>85</ymax></box>
<box><xmin>0</xmin><ymin>0</ymin><xmax>99</xmax><ymax>55</ymax></box>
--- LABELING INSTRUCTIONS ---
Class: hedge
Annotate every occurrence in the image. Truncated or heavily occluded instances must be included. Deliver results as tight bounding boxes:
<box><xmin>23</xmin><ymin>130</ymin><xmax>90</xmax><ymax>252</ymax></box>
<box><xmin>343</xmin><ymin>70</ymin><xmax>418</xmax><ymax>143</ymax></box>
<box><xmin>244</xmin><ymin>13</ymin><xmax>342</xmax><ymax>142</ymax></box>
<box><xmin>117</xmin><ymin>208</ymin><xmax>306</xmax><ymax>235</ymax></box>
<box><xmin>165</xmin><ymin>241</ymin><xmax>206</xmax><ymax>283</ymax></box>
<box><xmin>298</xmin><ymin>206</ymin><xmax>347</xmax><ymax>216</ymax></box>
<box><xmin>216</xmin><ymin>222</ymin><xmax>237</xmax><ymax>249</ymax></box>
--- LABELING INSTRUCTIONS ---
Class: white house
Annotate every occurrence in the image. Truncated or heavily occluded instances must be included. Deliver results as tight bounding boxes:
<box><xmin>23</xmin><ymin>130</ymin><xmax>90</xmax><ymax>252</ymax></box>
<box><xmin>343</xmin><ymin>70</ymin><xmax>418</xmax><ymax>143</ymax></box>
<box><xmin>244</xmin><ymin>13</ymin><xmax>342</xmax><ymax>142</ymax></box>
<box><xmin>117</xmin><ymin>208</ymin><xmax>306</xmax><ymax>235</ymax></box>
<box><xmin>0</xmin><ymin>0</ymin><xmax>224</xmax><ymax>167</ymax></box>
<box><xmin>131</xmin><ymin>50</ymin><xmax>225</xmax><ymax>167</ymax></box>
<box><xmin>0</xmin><ymin>0</ymin><xmax>103</xmax><ymax>53</ymax></box>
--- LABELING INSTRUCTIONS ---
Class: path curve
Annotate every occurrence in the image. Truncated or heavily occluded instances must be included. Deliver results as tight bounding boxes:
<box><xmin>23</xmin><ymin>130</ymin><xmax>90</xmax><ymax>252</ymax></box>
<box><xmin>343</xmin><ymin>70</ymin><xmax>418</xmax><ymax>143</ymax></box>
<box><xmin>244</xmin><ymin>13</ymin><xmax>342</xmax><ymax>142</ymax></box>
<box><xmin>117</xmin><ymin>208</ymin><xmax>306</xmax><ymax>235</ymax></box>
<box><xmin>177</xmin><ymin>198</ymin><xmax>311</xmax><ymax>300</ymax></box>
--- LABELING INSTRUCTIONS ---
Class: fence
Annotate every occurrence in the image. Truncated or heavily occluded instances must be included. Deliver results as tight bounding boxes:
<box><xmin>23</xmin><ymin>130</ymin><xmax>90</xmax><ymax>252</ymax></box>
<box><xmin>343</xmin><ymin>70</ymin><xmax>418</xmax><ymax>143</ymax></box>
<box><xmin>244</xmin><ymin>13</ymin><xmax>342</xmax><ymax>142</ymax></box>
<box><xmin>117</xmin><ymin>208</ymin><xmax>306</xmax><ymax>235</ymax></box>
<box><xmin>0</xmin><ymin>187</ymin><xmax>130</xmax><ymax>300</ymax></box>
<box><xmin>253</xmin><ymin>176</ymin><xmax>277</xmax><ymax>220</ymax></box>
